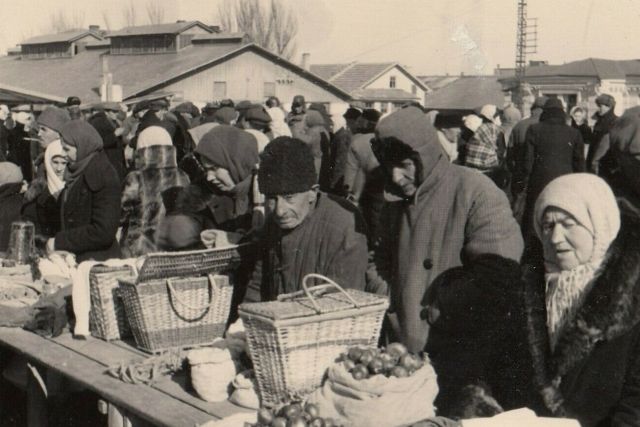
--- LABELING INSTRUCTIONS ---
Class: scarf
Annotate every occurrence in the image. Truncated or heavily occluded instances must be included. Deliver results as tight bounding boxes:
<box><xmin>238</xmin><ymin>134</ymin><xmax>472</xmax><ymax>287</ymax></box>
<box><xmin>137</xmin><ymin>125</ymin><xmax>173</xmax><ymax>150</ymax></box>
<box><xmin>44</xmin><ymin>140</ymin><xmax>66</xmax><ymax>199</ymax></box>
<box><xmin>60</xmin><ymin>121</ymin><xmax>103</xmax><ymax>189</ymax></box>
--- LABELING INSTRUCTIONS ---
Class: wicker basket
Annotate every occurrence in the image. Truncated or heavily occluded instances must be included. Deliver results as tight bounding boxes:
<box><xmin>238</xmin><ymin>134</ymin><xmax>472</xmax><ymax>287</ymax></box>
<box><xmin>238</xmin><ymin>274</ymin><xmax>389</xmax><ymax>408</ymax></box>
<box><xmin>118</xmin><ymin>273</ymin><xmax>234</xmax><ymax>353</ymax></box>
<box><xmin>89</xmin><ymin>265</ymin><xmax>136</xmax><ymax>341</ymax></box>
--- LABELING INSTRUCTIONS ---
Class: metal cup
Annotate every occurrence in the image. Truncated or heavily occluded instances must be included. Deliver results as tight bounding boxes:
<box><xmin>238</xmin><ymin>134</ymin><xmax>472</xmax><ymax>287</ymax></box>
<box><xmin>7</xmin><ymin>220</ymin><xmax>36</xmax><ymax>264</ymax></box>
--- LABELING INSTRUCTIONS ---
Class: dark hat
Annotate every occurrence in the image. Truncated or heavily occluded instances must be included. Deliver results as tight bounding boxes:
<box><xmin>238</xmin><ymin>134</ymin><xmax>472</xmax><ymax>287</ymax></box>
<box><xmin>202</xmin><ymin>102</ymin><xmax>220</xmax><ymax>114</ymax></box>
<box><xmin>235</xmin><ymin>100</ymin><xmax>253</xmax><ymax>112</ymax></box>
<box><xmin>532</xmin><ymin>96</ymin><xmax>549</xmax><ymax>110</ymax></box>
<box><xmin>596</xmin><ymin>94</ymin><xmax>616</xmax><ymax>108</ymax></box>
<box><xmin>244</xmin><ymin>106</ymin><xmax>272</xmax><ymax>125</ymax></box>
<box><xmin>434</xmin><ymin>113</ymin><xmax>462</xmax><ymax>129</ymax></box>
<box><xmin>293</xmin><ymin>95</ymin><xmax>305</xmax><ymax>104</ymax></box>
<box><xmin>66</xmin><ymin>96</ymin><xmax>81</xmax><ymax>107</ymax></box>
<box><xmin>173</xmin><ymin>101</ymin><xmax>199</xmax><ymax>116</ymax></box>
<box><xmin>361</xmin><ymin>108</ymin><xmax>382</xmax><ymax>124</ymax></box>
<box><xmin>343</xmin><ymin>107</ymin><xmax>362</xmax><ymax>120</ymax></box>
<box><xmin>258</xmin><ymin>137</ymin><xmax>317</xmax><ymax>196</ymax></box>
<box><xmin>214</xmin><ymin>106</ymin><xmax>237</xmax><ymax>125</ymax></box>
<box><xmin>133</xmin><ymin>100</ymin><xmax>151</xmax><ymax>115</ymax></box>
<box><xmin>148</xmin><ymin>98</ymin><xmax>169</xmax><ymax>111</ymax></box>
<box><xmin>95</xmin><ymin>101</ymin><xmax>121</xmax><ymax>112</ymax></box>
<box><xmin>543</xmin><ymin>98</ymin><xmax>564</xmax><ymax>111</ymax></box>
<box><xmin>37</xmin><ymin>106</ymin><xmax>71</xmax><ymax>133</ymax></box>
<box><xmin>219</xmin><ymin>99</ymin><xmax>235</xmax><ymax>108</ymax></box>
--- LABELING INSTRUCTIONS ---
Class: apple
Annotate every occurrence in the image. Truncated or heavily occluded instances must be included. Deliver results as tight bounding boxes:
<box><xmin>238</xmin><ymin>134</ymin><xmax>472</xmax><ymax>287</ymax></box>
<box><xmin>342</xmin><ymin>359</ymin><xmax>356</xmax><ymax>372</ymax></box>
<box><xmin>272</xmin><ymin>417</ymin><xmax>288</xmax><ymax>427</ymax></box>
<box><xmin>386</xmin><ymin>343</ymin><xmax>408</xmax><ymax>360</ymax></box>
<box><xmin>309</xmin><ymin>417</ymin><xmax>326</xmax><ymax>427</ymax></box>
<box><xmin>287</xmin><ymin>416</ymin><xmax>308</xmax><ymax>427</ymax></box>
<box><xmin>351</xmin><ymin>364</ymin><xmax>369</xmax><ymax>380</ymax></box>
<box><xmin>304</xmin><ymin>403</ymin><xmax>320</xmax><ymax>418</ymax></box>
<box><xmin>257</xmin><ymin>408</ymin><xmax>275</xmax><ymax>425</ymax></box>
<box><xmin>391</xmin><ymin>366</ymin><xmax>409</xmax><ymax>378</ymax></box>
<box><xmin>368</xmin><ymin>357</ymin><xmax>385</xmax><ymax>375</ymax></box>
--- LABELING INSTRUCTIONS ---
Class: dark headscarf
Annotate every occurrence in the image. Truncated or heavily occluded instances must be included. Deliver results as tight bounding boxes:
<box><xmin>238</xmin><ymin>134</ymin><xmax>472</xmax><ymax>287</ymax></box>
<box><xmin>195</xmin><ymin>125</ymin><xmax>259</xmax><ymax>185</ymax></box>
<box><xmin>60</xmin><ymin>120</ymin><xmax>103</xmax><ymax>187</ymax></box>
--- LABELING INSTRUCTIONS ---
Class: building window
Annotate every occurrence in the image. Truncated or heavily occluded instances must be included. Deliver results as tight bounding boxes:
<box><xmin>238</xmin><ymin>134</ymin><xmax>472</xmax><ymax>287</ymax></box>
<box><xmin>364</xmin><ymin>102</ymin><xmax>374</xmax><ymax>108</ymax></box>
<box><xmin>411</xmin><ymin>84</ymin><xmax>417</xmax><ymax>95</ymax></box>
<box><xmin>213</xmin><ymin>81</ymin><xmax>227</xmax><ymax>99</ymax></box>
<box><xmin>380</xmin><ymin>102</ymin><xmax>388</xmax><ymax>114</ymax></box>
<box><xmin>264</xmin><ymin>82</ymin><xmax>276</xmax><ymax>98</ymax></box>
<box><xmin>389</xmin><ymin>76</ymin><xmax>396</xmax><ymax>88</ymax></box>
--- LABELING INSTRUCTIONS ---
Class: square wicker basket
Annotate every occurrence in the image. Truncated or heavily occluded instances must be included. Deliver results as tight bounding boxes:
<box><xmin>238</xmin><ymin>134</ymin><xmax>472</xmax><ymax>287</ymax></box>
<box><xmin>238</xmin><ymin>274</ymin><xmax>389</xmax><ymax>408</ymax></box>
<box><xmin>89</xmin><ymin>265</ymin><xmax>136</xmax><ymax>341</ymax></box>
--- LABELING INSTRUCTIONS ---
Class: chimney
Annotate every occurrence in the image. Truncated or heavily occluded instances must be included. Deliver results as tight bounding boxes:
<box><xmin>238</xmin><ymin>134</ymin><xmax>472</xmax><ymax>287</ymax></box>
<box><xmin>89</xmin><ymin>25</ymin><xmax>100</xmax><ymax>32</ymax></box>
<box><xmin>301</xmin><ymin>52</ymin><xmax>310</xmax><ymax>70</ymax></box>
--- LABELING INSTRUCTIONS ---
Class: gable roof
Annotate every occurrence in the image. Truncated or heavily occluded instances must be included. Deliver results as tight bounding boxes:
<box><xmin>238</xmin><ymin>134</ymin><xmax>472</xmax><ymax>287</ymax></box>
<box><xmin>21</xmin><ymin>30</ymin><xmax>102</xmax><ymax>45</ymax></box>
<box><xmin>0</xmin><ymin>42</ymin><xmax>351</xmax><ymax>104</ymax></box>
<box><xmin>507</xmin><ymin>58</ymin><xmax>640</xmax><ymax>81</ymax></box>
<box><xmin>423</xmin><ymin>76</ymin><xmax>506</xmax><ymax>111</ymax></box>
<box><xmin>107</xmin><ymin>21</ymin><xmax>213</xmax><ymax>37</ymax></box>
<box><xmin>310</xmin><ymin>61</ymin><xmax>429</xmax><ymax>94</ymax></box>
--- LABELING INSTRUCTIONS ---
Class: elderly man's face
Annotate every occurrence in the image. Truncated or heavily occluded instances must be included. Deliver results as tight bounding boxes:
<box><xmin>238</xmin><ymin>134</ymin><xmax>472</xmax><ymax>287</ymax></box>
<box><xmin>38</xmin><ymin>125</ymin><xmax>60</xmax><ymax>148</ymax></box>
<box><xmin>267</xmin><ymin>190</ymin><xmax>317</xmax><ymax>230</ymax></box>
<box><xmin>390</xmin><ymin>159</ymin><xmax>418</xmax><ymax>197</ymax></box>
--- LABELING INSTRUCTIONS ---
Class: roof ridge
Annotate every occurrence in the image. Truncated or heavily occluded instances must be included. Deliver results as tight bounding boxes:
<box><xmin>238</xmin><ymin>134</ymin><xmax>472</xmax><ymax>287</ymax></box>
<box><xmin>355</xmin><ymin>62</ymin><xmax>398</xmax><ymax>90</ymax></box>
<box><xmin>326</xmin><ymin>61</ymin><xmax>358</xmax><ymax>82</ymax></box>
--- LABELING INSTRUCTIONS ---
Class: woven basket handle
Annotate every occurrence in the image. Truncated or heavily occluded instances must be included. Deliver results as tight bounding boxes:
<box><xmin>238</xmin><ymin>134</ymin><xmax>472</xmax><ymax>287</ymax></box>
<box><xmin>166</xmin><ymin>275</ymin><xmax>217</xmax><ymax>311</ymax></box>
<box><xmin>298</xmin><ymin>273</ymin><xmax>360</xmax><ymax>313</ymax></box>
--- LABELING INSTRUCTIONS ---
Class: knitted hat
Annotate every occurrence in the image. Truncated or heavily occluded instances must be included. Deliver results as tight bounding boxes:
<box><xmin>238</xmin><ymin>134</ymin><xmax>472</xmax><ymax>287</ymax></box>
<box><xmin>0</xmin><ymin>162</ymin><xmax>22</xmax><ymax>185</ymax></box>
<box><xmin>258</xmin><ymin>137</ymin><xmax>317</xmax><ymax>196</ymax></box>
<box><xmin>37</xmin><ymin>106</ymin><xmax>71</xmax><ymax>133</ymax></box>
<box><xmin>596</xmin><ymin>94</ymin><xmax>616</xmax><ymax>108</ymax></box>
<box><xmin>244</xmin><ymin>106</ymin><xmax>272</xmax><ymax>125</ymax></box>
<box><xmin>534</xmin><ymin>173</ymin><xmax>620</xmax><ymax>268</ymax></box>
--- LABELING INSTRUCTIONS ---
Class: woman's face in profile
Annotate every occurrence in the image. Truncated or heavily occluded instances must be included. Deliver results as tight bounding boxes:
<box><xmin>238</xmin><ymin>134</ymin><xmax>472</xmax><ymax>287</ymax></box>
<box><xmin>51</xmin><ymin>156</ymin><xmax>68</xmax><ymax>179</ymax></box>
<box><xmin>541</xmin><ymin>207</ymin><xmax>594</xmax><ymax>271</ymax></box>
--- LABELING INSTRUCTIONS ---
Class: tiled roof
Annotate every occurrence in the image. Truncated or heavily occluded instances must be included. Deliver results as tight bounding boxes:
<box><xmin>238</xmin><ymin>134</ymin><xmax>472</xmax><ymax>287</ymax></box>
<box><xmin>351</xmin><ymin>88</ymin><xmax>419</xmax><ymax>102</ymax></box>
<box><xmin>21</xmin><ymin>30</ymin><xmax>102</xmax><ymax>45</ymax></box>
<box><xmin>417</xmin><ymin>76</ymin><xmax>460</xmax><ymax>91</ymax></box>
<box><xmin>309</xmin><ymin>63</ymin><xmax>352</xmax><ymax>81</ymax></box>
<box><xmin>107</xmin><ymin>21</ymin><xmax>212</xmax><ymax>37</ymax></box>
<box><xmin>423</xmin><ymin>76</ymin><xmax>506</xmax><ymax>110</ymax></box>
<box><xmin>330</xmin><ymin>62</ymin><xmax>396</xmax><ymax>93</ymax></box>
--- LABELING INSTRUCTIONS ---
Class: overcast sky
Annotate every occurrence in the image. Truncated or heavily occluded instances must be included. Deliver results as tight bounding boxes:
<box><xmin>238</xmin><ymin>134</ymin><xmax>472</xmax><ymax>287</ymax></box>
<box><xmin>2</xmin><ymin>0</ymin><xmax>640</xmax><ymax>76</ymax></box>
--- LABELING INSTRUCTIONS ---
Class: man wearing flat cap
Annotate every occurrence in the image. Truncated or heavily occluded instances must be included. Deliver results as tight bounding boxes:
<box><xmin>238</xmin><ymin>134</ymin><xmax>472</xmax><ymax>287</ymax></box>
<box><xmin>66</xmin><ymin>96</ymin><xmax>82</xmax><ymax>120</ymax></box>
<box><xmin>89</xmin><ymin>102</ymin><xmax>127</xmax><ymax>181</ymax></box>
<box><xmin>239</xmin><ymin>105</ymin><xmax>272</xmax><ymax>153</ymax></box>
<box><xmin>588</xmin><ymin>93</ymin><xmax>618</xmax><ymax>179</ymax></box>
<box><xmin>256</xmin><ymin>137</ymin><xmax>368</xmax><ymax>301</ymax></box>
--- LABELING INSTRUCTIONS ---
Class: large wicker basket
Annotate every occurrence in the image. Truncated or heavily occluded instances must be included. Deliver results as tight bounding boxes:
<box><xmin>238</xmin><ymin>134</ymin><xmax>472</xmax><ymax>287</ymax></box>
<box><xmin>119</xmin><ymin>274</ymin><xmax>233</xmax><ymax>353</ymax></box>
<box><xmin>238</xmin><ymin>274</ymin><xmax>389</xmax><ymax>408</ymax></box>
<box><xmin>89</xmin><ymin>265</ymin><xmax>136</xmax><ymax>341</ymax></box>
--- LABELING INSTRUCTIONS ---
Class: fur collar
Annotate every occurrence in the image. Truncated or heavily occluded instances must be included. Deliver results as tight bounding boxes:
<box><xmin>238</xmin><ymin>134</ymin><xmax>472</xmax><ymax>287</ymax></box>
<box><xmin>526</xmin><ymin>211</ymin><xmax>640</xmax><ymax>414</ymax></box>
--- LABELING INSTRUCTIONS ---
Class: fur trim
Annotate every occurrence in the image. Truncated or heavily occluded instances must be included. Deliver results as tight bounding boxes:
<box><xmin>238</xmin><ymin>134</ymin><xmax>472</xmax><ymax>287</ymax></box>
<box><xmin>526</xmin><ymin>212</ymin><xmax>640</xmax><ymax>414</ymax></box>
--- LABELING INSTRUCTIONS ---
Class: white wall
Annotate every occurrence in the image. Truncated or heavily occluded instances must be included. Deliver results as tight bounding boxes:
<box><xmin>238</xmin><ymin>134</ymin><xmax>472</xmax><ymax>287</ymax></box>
<box><xmin>366</xmin><ymin>66</ymin><xmax>425</xmax><ymax>103</ymax></box>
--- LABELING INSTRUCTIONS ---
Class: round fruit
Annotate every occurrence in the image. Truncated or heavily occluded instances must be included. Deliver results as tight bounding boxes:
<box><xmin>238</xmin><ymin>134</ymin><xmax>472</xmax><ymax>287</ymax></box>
<box><xmin>379</xmin><ymin>353</ymin><xmax>395</xmax><ymax>363</ymax></box>
<box><xmin>272</xmin><ymin>417</ymin><xmax>288</xmax><ymax>427</ymax></box>
<box><xmin>309</xmin><ymin>417</ymin><xmax>326</xmax><ymax>427</ymax></box>
<box><xmin>359</xmin><ymin>351</ymin><xmax>374</xmax><ymax>365</ymax></box>
<box><xmin>282</xmin><ymin>404</ymin><xmax>302</xmax><ymax>419</ymax></box>
<box><xmin>257</xmin><ymin>408</ymin><xmax>275</xmax><ymax>425</ymax></box>
<box><xmin>391</xmin><ymin>365</ymin><xmax>409</xmax><ymax>378</ymax></box>
<box><xmin>287</xmin><ymin>415</ymin><xmax>308</xmax><ymax>427</ymax></box>
<box><xmin>382</xmin><ymin>358</ymin><xmax>396</xmax><ymax>373</ymax></box>
<box><xmin>351</xmin><ymin>364</ymin><xmax>369</xmax><ymax>380</ymax></box>
<box><xmin>368</xmin><ymin>357</ymin><xmax>385</xmax><ymax>375</ymax></box>
<box><xmin>347</xmin><ymin>347</ymin><xmax>363</xmax><ymax>362</ymax></box>
<box><xmin>343</xmin><ymin>359</ymin><xmax>356</xmax><ymax>372</ymax></box>
<box><xmin>386</xmin><ymin>343</ymin><xmax>408</xmax><ymax>359</ymax></box>
<box><xmin>304</xmin><ymin>403</ymin><xmax>320</xmax><ymax>418</ymax></box>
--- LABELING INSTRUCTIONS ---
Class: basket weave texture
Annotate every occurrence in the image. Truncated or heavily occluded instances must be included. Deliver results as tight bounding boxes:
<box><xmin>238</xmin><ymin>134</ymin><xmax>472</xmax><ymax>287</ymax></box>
<box><xmin>119</xmin><ymin>274</ymin><xmax>233</xmax><ymax>353</ymax></box>
<box><xmin>89</xmin><ymin>265</ymin><xmax>135</xmax><ymax>340</ymax></box>
<box><xmin>239</xmin><ymin>274</ymin><xmax>389</xmax><ymax>408</ymax></box>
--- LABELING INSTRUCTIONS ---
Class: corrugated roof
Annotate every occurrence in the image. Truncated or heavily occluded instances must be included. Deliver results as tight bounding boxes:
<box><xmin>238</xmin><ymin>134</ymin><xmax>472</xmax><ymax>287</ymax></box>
<box><xmin>107</xmin><ymin>21</ymin><xmax>212</xmax><ymax>37</ymax></box>
<box><xmin>21</xmin><ymin>30</ymin><xmax>102</xmax><ymax>45</ymax></box>
<box><xmin>329</xmin><ymin>62</ymin><xmax>396</xmax><ymax>93</ymax></box>
<box><xmin>423</xmin><ymin>76</ymin><xmax>506</xmax><ymax>110</ymax></box>
<box><xmin>351</xmin><ymin>88</ymin><xmax>419</xmax><ymax>101</ymax></box>
<box><xmin>309</xmin><ymin>63</ymin><xmax>351</xmax><ymax>81</ymax></box>
<box><xmin>418</xmin><ymin>75</ymin><xmax>460</xmax><ymax>91</ymax></box>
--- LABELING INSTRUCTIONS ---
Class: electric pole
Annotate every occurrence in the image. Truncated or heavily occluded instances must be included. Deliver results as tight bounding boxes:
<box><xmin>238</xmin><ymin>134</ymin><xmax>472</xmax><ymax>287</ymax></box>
<box><xmin>515</xmin><ymin>0</ymin><xmax>538</xmax><ymax>113</ymax></box>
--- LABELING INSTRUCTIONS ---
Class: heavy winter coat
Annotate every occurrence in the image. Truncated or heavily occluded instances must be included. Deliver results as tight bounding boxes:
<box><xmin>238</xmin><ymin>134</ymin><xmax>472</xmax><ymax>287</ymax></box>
<box><xmin>120</xmin><ymin>145</ymin><xmax>189</xmax><ymax>257</ymax></box>
<box><xmin>508</xmin><ymin>109</ymin><xmax>543</xmax><ymax>196</ymax></box>
<box><xmin>587</xmin><ymin>109</ymin><xmax>618</xmax><ymax>173</ymax></box>
<box><xmin>89</xmin><ymin>111</ymin><xmax>127</xmax><ymax>181</ymax></box>
<box><xmin>259</xmin><ymin>193</ymin><xmax>368</xmax><ymax>301</ymax></box>
<box><xmin>21</xmin><ymin>178</ymin><xmax>61</xmax><ymax>238</ymax></box>
<box><xmin>54</xmin><ymin>152</ymin><xmax>121</xmax><ymax>262</ymax></box>
<box><xmin>369</xmin><ymin>109</ymin><xmax>524</xmax><ymax>353</ymax></box>
<box><xmin>525</xmin><ymin>211</ymin><xmax>640</xmax><ymax>427</ymax></box>
<box><xmin>0</xmin><ymin>182</ymin><xmax>23</xmax><ymax>252</ymax></box>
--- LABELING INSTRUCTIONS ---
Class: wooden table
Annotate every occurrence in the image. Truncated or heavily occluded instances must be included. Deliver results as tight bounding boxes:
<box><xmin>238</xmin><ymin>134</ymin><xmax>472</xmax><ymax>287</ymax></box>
<box><xmin>0</xmin><ymin>327</ymin><xmax>253</xmax><ymax>426</ymax></box>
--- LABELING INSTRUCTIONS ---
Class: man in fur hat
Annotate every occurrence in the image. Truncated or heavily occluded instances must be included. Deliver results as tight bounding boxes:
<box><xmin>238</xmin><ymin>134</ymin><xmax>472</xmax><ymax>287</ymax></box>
<box><xmin>256</xmin><ymin>137</ymin><xmax>368</xmax><ymax>301</ymax></box>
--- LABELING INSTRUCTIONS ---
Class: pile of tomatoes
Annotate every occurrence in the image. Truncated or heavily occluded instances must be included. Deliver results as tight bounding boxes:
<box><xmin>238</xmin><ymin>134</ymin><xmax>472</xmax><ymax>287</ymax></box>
<box><xmin>249</xmin><ymin>403</ymin><xmax>343</xmax><ymax>427</ymax></box>
<box><xmin>339</xmin><ymin>343</ymin><xmax>425</xmax><ymax>380</ymax></box>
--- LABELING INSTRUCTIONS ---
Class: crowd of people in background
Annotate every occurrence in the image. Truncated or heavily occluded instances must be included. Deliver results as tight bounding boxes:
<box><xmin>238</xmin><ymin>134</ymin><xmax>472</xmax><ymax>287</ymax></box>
<box><xmin>1</xmin><ymin>91</ymin><xmax>640</xmax><ymax>426</ymax></box>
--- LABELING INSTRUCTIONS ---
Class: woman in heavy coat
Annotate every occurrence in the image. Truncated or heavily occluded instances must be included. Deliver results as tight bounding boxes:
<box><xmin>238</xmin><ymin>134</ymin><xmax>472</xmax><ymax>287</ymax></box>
<box><xmin>158</xmin><ymin>125</ymin><xmax>259</xmax><ymax>250</ymax></box>
<box><xmin>47</xmin><ymin>121</ymin><xmax>121</xmax><ymax>262</ymax></box>
<box><xmin>525</xmin><ymin>173</ymin><xmax>640</xmax><ymax>426</ymax></box>
<box><xmin>120</xmin><ymin>126</ymin><xmax>189</xmax><ymax>257</ymax></box>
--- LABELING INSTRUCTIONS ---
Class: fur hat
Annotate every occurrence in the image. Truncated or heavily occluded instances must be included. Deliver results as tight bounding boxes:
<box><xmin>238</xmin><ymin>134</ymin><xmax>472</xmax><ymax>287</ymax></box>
<box><xmin>258</xmin><ymin>137</ymin><xmax>317</xmax><ymax>196</ymax></box>
<box><xmin>37</xmin><ymin>106</ymin><xmax>70</xmax><ymax>134</ymax></box>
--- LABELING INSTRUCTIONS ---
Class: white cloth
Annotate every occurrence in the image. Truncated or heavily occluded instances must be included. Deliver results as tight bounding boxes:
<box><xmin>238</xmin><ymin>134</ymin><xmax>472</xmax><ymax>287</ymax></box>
<box><xmin>72</xmin><ymin>258</ymin><xmax>138</xmax><ymax>336</ymax></box>
<box><xmin>244</xmin><ymin>129</ymin><xmax>270</xmax><ymax>154</ymax></box>
<box><xmin>266</xmin><ymin>107</ymin><xmax>292</xmax><ymax>138</ymax></box>
<box><xmin>463</xmin><ymin>114</ymin><xmax>483</xmax><ymax>132</ymax></box>
<box><xmin>437</xmin><ymin>130</ymin><xmax>458</xmax><ymax>162</ymax></box>
<box><xmin>44</xmin><ymin>140</ymin><xmax>66</xmax><ymax>198</ymax></box>
<box><xmin>137</xmin><ymin>126</ymin><xmax>173</xmax><ymax>150</ymax></box>
<box><xmin>462</xmin><ymin>408</ymin><xmax>579</xmax><ymax>426</ymax></box>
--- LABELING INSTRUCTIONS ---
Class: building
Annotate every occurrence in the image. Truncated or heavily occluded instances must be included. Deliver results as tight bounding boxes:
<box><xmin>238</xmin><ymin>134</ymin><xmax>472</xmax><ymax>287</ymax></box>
<box><xmin>310</xmin><ymin>61</ymin><xmax>428</xmax><ymax>113</ymax></box>
<box><xmin>0</xmin><ymin>22</ymin><xmax>351</xmax><ymax>114</ymax></box>
<box><xmin>19</xmin><ymin>28</ymin><xmax>103</xmax><ymax>59</ymax></box>
<box><xmin>420</xmin><ymin>75</ymin><xmax>509</xmax><ymax>114</ymax></box>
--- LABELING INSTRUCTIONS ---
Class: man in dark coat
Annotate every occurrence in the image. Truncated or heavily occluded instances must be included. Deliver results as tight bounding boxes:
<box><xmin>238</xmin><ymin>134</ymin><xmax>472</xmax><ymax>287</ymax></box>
<box><xmin>88</xmin><ymin>102</ymin><xmax>127</xmax><ymax>182</ymax></box>
<box><xmin>587</xmin><ymin>94</ymin><xmax>618</xmax><ymax>178</ymax></box>
<box><xmin>329</xmin><ymin>107</ymin><xmax>361</xmax><ymax>195</ymax></box>
<box><xmin>521</xmin><ymin>98</ymin><xmax>585</xmax><ymax>243</ymax></box>
<box><xmin>0</xmin><ymin>162</ymin><xmax>24</xmax><ymax>252</ymax></box>
<box><xmin>257</xmin><ymin>137</ymin><xmax>368</xmax><ymax>301</ymax></box>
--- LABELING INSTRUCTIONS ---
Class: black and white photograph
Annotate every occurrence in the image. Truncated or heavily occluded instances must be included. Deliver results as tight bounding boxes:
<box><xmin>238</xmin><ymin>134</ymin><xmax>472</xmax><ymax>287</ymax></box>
<box><xmin>0</xmin><ymin>0</ymin><xmax>638</xmax><ymax>425</ymax></box>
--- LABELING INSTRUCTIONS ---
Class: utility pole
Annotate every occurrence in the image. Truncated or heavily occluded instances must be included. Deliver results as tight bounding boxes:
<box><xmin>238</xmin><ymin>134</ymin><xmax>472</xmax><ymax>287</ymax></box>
<box><xmin>514</xmin><ymin>0</ymin><xmax>538</xmax><ymax>114</ymax></box>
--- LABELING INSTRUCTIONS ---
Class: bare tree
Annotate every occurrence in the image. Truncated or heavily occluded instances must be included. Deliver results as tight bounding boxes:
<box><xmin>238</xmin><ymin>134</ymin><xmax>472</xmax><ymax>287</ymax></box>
<box><xmin>46</xmin><ymin>10</ymin><xmax>86</xmax><ymax>33</ymax></box>
<box><xmin>146</xmin><ymin>0</ymin><xmax>165</xmax><ymax>25</ymax></box>
<box><xmin>217</xmin><ymin>0</ymin><xmax>298</xmax><ymax>59</ymax></box>
<box><xmin>122</xmin><ymin>0</ymin><xmax>138</xmax><ymax>27</ymax></box>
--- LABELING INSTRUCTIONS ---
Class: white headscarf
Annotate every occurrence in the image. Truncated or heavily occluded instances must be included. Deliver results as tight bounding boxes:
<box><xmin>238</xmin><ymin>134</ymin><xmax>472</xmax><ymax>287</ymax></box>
<box><xmin>266</xmin><ymin>107</ymin><xmax>292</xmax><ymax>138</ymax></box>
<box><xmin>137</xmin><ymin>126</ymin><xmax>173</xmax><ymax>150</ymax></box>
<box><xmin>534</xmin><ymin>173</ymin><xmax>621</xmax><ymax>350</ymax></box>
<box><xmin>44</xmin><ymin>140</ymin><xmax>66</xmax><ymax>198</ymax></box>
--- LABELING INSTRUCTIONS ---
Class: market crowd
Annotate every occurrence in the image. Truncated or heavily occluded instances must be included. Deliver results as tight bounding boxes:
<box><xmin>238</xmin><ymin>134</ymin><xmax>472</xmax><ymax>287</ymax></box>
<box><xmin>1</xmin><ymin>91</ymin><xmax>639</xmax><ymax>426</ymax></box>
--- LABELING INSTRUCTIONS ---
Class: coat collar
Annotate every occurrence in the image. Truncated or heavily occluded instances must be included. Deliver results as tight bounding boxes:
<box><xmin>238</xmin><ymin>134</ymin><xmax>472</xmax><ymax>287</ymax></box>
<box><xmin>527</xmin><ymin>211</ymin><xmax>640</xmax><ymax>412</ymax></box>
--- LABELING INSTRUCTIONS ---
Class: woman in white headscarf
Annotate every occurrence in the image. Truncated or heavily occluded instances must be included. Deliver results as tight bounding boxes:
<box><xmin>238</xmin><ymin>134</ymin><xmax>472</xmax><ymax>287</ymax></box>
<box><xmin>524</xmin><ymin>173</ymin><xmax>640</xmax><ymax>426</ymax></box>
<box><xmin>266</xmin><ymin>106</ymin><xmax>292</xmax><ymax>138</ymax></box>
